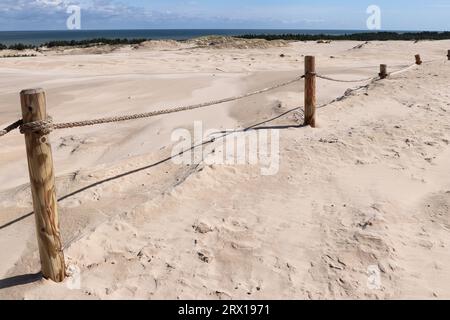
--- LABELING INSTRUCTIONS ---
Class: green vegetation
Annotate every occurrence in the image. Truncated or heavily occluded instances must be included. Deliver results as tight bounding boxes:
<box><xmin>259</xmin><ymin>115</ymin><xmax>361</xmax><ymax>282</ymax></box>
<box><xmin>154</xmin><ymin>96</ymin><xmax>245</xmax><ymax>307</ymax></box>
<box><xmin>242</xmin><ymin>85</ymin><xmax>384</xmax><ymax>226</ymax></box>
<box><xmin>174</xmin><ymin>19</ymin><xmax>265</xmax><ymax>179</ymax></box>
<box><xmin>7</xmin><ymin>43</ymin><xmax>36</xmax><ymax>50</ymax></box>
<box><xmin>236</xmin><ymin>31</ymin><xmax>450</xmax><ymax>41</ymax></box>
<box><xmin>0</xmin><ymin>54</ymin><xmax>37</xmax><ymax>59</ymax></box>
<box><xmin>1</xmin><ymin>32</ymin><xmax>450</xmax><ymax>52</ymax></box>
<box><xmin>0</xmin><ymin>43</ymin><xmax>36</xmax><ymax>50</ymax></box>
<box><xmin>43</xmin><ymin>38</ymin><xmax>148</xmax><ymax>48</ymax></box>
<box><xmin>0</xmin><ymin>38</ymin><xmax>148</xmax><ymax>51</ymax></box>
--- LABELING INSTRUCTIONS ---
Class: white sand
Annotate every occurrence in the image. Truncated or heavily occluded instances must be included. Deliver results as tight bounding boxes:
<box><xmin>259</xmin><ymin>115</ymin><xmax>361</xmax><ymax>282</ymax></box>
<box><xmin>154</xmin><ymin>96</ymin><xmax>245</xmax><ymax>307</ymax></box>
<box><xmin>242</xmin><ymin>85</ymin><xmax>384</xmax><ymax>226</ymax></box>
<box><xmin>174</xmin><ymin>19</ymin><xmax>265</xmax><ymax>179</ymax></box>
<box><xmin>0</xmin><ymin>38</ymin><xmax>449</xmax><ymax>299</ymax></box>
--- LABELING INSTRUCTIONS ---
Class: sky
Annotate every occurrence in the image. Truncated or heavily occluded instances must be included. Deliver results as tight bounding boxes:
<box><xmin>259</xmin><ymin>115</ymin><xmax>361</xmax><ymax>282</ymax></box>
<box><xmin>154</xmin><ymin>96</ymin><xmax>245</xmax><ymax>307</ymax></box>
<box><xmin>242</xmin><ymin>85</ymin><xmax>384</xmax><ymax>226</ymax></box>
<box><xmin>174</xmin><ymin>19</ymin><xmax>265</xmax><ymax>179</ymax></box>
<box><xmin>0</xmin><ymin>0</ymin><xmax>449</xmax><ymax>31</ymax></box>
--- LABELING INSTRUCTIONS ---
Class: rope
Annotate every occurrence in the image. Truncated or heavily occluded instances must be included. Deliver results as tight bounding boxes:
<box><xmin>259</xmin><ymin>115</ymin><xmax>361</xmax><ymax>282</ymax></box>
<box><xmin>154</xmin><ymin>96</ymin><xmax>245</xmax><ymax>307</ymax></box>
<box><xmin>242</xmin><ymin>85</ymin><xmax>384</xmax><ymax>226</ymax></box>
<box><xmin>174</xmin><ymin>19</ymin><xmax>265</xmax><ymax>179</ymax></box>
<box><xmin>313</xmin><ymin>60</ymin><xmax>428</xmax><ymax>83</ymax></box>
<box><xmin>0</xmin><ymin>119</ymin><xmax>23</xmax><ymax>137</ymax></box>
<box><xmin>0</xmin><ymin>58</ymin><xmax>442</xmax><ymax>137</ymax></box>
<box><xmin>388</xmin><ymin>63</ymin><xmax>417</xmax><ymax>76</ymax></box>
<box><xmin>19</xmin><ymin>117</ymin><xmax>53</xmax><ymax>135</ymax></box>
<box><xmin>315</xmin><ymin>73</ymin><xmax>378</xmax><ymax>83</ymax></box>
<box><xmin>17</xmin><ymin>75</ymin><xmax>305</xmax><ymax>135</ymax></box>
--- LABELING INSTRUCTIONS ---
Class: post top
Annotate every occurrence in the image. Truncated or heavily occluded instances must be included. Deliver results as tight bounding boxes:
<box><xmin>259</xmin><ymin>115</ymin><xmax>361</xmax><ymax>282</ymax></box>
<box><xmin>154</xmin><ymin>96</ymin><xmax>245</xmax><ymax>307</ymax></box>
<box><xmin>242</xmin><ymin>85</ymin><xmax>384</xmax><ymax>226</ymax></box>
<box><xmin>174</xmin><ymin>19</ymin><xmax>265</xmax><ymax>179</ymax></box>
<box><xmin>20</xmin><ymin>88</ymin><xmax>45</xmax><ymax>95</ymax></box>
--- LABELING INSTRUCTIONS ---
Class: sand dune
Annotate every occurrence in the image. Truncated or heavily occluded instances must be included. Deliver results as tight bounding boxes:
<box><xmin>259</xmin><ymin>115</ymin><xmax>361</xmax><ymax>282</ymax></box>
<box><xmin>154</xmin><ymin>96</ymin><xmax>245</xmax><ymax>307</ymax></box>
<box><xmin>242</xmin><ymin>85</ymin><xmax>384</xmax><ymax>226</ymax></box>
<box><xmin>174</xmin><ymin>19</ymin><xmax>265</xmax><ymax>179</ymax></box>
<box><xmin>0</xmin><ymin>38</ymin><xmax>449</xmax><ymax>299</ymax></box>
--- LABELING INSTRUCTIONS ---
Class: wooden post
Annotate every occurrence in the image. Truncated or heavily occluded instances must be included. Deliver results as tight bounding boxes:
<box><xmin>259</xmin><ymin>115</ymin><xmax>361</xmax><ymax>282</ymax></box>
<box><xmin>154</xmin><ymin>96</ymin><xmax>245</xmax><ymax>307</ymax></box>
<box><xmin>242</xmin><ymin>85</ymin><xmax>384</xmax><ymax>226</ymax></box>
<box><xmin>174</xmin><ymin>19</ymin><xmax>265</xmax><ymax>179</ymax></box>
<box><xmin>304</xmin><ymin>56</ymin><xmax>316</xmax><ymax>128</ymax></box>
<box><xmin>20</xmin><ymin>88</ymin><xmax>65</xmax><ymax>282</ymax></box>
<box><xmin>379</xmin><ymin>64</ymin><xmax>388</xmax><ymax>79</ymax></box>
<box><xmin>415</xmin><ymin>54</ymin><xmax>422</xmax><ymax>65</ymax></box>
<box><xmin>447</xmin><ymin>50</ymin><xmax>450</xmax><ymax>60</ymax></box>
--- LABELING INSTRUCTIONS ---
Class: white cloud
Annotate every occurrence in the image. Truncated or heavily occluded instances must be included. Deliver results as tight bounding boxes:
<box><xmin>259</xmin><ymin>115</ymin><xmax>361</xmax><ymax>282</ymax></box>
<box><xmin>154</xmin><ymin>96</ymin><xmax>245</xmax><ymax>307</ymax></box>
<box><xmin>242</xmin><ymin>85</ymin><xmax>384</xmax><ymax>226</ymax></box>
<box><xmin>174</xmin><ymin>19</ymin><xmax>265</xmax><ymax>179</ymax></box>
<box><xmin>2</xmin><ymin>0</ymin><xmax>447</xmax><ymax>31</ymax></box>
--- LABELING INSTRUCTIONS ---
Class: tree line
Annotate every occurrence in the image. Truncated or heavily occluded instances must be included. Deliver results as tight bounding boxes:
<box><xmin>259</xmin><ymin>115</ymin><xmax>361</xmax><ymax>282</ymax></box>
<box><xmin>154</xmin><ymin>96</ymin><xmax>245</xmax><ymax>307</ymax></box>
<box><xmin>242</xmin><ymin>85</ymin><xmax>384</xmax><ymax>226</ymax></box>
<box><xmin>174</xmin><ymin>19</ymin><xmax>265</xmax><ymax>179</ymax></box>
<box><xmin>1</xmin><ymin>32</ymin><xmax>450</xmax><ymax>51</ymax></box>
<box><xmin>236</xmin><ymin>31</ymin><xmax>450</xmax><ymax>41</ymax></box>
<box><xmin>0</xmin><ymin>38</ymin><xmax>148</xmax><ymax>51</ymax></box>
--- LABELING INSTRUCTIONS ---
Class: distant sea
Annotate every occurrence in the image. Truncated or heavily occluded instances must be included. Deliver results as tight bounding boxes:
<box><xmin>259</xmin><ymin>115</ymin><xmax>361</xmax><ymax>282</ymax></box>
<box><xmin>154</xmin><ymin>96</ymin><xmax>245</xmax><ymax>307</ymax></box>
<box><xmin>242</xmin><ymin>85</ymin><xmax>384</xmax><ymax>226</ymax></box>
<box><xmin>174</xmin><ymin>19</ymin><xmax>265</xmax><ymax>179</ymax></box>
<box><xmin>0</xmin><ymin>29</ymin><xmax>377</xmax><ymax>46</ymax></box>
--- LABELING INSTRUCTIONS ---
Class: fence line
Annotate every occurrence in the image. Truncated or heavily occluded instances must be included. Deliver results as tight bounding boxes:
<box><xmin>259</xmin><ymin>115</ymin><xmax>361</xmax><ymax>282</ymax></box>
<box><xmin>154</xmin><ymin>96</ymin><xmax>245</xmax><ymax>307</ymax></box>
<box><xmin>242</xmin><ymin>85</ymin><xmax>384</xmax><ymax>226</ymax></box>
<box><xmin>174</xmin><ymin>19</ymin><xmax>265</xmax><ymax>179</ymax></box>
<box><xmin>0</xmin><ymin>58</ymin><xmax>444</xmax><ymax>138</ymax></box>
<box><xmin>3</xmin><ymin>75</ymin><xmax>305</xmax><ymax>137</ymax></box>
<box><xmin>1</xmin><ymin>53</ymin><xmax>448</xmax><ymax>282</ymax></box>
<box><xmin>314</xmin><ymin>62</ymin><xmax>421</xmax><ymax>83</ymax></box>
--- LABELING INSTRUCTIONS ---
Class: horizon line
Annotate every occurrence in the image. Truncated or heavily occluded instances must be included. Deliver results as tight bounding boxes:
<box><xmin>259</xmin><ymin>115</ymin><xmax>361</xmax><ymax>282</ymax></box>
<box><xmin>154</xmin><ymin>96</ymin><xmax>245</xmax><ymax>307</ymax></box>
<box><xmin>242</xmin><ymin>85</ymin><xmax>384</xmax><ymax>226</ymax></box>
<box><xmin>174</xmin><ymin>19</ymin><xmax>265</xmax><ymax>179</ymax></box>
<box><xmin>0</xmin><ymin>28</ymin><xmax>448</xmax><ymax>33</ymax></box>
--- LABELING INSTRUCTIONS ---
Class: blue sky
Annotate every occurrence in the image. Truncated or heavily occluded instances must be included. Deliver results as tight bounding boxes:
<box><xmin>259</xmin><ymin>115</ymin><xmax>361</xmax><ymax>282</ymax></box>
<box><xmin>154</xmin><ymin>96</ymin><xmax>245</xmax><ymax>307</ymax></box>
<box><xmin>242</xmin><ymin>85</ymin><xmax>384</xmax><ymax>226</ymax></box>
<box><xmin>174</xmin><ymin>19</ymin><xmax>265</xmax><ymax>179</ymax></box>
<box><xmin>0</xmin><ymin>0</ymin><xmax>449</xmax><ymax>31</ymax></box>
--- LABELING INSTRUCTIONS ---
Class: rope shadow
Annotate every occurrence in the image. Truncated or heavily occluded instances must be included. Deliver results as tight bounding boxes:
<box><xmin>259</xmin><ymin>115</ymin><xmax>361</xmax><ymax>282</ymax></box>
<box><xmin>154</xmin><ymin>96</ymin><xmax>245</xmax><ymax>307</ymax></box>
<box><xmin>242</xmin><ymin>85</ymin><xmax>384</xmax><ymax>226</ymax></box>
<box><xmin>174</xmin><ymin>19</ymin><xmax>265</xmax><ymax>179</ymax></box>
<box><xmin>0</xmin><ymin>106</ymin><xmax>303</xmax><ymax>231</ymax></box>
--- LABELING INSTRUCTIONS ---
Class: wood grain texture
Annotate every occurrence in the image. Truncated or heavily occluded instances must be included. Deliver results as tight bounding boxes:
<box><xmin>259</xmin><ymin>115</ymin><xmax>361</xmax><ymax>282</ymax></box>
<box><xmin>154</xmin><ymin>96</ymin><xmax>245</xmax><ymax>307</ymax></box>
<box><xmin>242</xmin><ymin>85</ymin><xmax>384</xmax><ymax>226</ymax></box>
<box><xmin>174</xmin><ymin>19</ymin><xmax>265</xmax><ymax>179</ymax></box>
<box><xmin>20</xmin><ymin>88</ymin><xmax>66</xmax><ymax>282</ymax></box>
<box><xmin>379</xmin><ymin>64</ymin><xmax>388</xmax><ymax>79</ymax></box>
<box><xmin>304</xmin><ymin>56</ymin><xmax>316</xmax><ymax>128</ymax></box>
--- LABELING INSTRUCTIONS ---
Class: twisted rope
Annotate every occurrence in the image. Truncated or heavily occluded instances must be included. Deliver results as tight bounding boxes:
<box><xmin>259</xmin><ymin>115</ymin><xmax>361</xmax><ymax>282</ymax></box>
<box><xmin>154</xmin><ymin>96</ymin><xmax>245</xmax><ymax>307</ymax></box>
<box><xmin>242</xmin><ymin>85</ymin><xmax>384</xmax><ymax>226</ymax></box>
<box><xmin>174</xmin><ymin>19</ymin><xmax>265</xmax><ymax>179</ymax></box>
<box><xmin>315</xmin><ymin>73</ymin><xmax>378</xmax><ymax>83</ymax></box>
<box><xmin>0</xmin><ymin>59</ymin><xmax>438</xmax><ymax>137</ymax></box>
<box><xmin>20</xmin><ymin>117</ymin><xmax>54</xmax><ymax>135</ymax></box>
<box><xmin>388</xmin><ymin>63</ymin><xmax>417</xmax><ymax>76</ymax></box>
<box><xmin>314</xmin><ymin>62</ymin><xmax>420</xmax><ymax>83</ymax></box>
<box><xmin>0</xmin><ymin>119</ymin><xmax>23</xmax><ymax>137</ymax></box>
<box><xmin>17</xmin><ymin>75</ymin><xmax>305</xmax><ymax>135</ymax></box>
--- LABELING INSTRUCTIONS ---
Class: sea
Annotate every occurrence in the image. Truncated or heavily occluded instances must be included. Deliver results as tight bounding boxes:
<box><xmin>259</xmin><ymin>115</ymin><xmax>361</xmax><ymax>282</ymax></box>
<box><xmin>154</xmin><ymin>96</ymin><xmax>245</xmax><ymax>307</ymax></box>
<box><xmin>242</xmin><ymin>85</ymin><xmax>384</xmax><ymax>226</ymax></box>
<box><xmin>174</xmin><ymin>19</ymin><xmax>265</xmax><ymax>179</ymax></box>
<box><xmin>0</xmin><ymin>29</ymin><xmax>374</xmax><ymax>46</ymax></box>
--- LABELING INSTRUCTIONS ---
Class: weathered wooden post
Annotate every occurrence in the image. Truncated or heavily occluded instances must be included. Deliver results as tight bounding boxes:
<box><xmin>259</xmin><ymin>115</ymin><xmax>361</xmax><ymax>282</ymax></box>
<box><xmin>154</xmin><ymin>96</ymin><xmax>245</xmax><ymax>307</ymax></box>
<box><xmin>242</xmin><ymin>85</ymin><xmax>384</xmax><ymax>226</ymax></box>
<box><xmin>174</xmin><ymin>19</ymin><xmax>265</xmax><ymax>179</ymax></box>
<box><xmin>379</xmin><ymin>64</ymin><xmax>388</xmax><ymax>79</ymax></box>
<box><xmin>304</xmin><ymin>56</ymin><xmax>316</xmax><ymax>128</ymax></box>
<box><xmin>415</xmin><ymin>54</ymin><xmax>422</xmax><ymax>65</ymax></box>
<box><xmin>447</xmin><ymin>50</ymin><xmax>450</xmax><ymax>61</ymax></box>
<box><xmin>20</xmin><ymin>88</ymin><xmax>66</xmax><ymax>282</ymax></box>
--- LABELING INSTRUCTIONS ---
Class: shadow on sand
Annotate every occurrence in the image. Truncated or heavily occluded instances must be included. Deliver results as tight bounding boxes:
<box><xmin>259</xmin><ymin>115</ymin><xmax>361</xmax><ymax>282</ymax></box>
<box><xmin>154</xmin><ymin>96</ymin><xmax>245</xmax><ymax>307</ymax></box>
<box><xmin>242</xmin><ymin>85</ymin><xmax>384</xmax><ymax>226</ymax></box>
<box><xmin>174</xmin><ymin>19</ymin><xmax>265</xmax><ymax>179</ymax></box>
<box><xmin>0</xmin><ymin>106</ymin><xmax>304</xmax><ymax>290</ymax></box>
<box><xmin>0</xmin><ymin>106</ymin><xmax>303</xmax><ymax>231</ymax></box>
<box><xmin>0</xmin><ymin>272</ymin><xmax>43</xmax><ymax>290</ymax></box>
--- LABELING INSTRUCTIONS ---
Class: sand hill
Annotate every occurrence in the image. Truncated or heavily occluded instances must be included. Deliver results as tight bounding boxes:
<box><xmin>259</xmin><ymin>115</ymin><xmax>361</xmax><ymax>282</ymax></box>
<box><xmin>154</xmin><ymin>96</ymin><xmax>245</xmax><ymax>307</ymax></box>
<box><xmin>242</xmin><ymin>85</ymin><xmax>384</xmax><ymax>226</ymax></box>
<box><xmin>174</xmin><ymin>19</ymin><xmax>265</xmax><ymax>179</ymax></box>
<box><xmin>0</xmin><ymin>39</ymin><xmax>449</xmax><ymax>299</ymax></box>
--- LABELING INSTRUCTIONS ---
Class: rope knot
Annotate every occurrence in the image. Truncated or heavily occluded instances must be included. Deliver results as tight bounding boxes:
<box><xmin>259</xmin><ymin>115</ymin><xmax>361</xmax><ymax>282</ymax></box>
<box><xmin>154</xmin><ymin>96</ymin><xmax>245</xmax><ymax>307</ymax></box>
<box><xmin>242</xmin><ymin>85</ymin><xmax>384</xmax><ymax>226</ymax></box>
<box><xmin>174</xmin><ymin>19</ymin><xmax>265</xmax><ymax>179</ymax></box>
<box><xmin>20</xmin><ymin>116</ymin><xmax>54</xmax><ymax>135</ymax></box>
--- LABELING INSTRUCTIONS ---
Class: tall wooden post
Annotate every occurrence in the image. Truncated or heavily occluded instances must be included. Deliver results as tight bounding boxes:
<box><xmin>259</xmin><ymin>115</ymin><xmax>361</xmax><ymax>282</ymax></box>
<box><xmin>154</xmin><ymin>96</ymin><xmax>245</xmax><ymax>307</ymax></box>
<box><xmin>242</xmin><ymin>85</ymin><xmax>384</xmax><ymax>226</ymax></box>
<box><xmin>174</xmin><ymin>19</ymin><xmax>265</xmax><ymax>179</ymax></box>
<box><xmin>447</xmin><ymin>50</ymin><xmax>450</xmax><ymax>61</ymax></box>
<box><xmin>20</xmin><ymin>88</ymin><xmax>65</xmax><ymax>282</ymax></box>
<box><xmin>415</xmin><ymin>54</ymin><xmax>422</xmax><ymax>65</ymax></box>
<box><xmin>379</xmin><ymin>64</ymin><xmax>388</xmax><ymax>79</ymax></box>
<box><xmin>304</xmin><ymin>56</ymin><xmax>316</xmax><ymax>128</ymax></box>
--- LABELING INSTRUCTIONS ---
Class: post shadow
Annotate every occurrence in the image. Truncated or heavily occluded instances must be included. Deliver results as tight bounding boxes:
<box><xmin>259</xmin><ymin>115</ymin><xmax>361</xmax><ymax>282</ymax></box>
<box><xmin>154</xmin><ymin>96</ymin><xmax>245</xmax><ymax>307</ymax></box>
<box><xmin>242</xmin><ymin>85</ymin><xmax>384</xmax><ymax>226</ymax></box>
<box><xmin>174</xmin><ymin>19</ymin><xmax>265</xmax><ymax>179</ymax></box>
<box><xmin>0</xmin><ymin>272</ymin><xmax>42</xmax><ymax>290</ymax></box>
